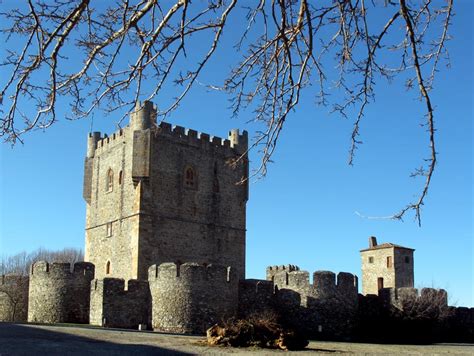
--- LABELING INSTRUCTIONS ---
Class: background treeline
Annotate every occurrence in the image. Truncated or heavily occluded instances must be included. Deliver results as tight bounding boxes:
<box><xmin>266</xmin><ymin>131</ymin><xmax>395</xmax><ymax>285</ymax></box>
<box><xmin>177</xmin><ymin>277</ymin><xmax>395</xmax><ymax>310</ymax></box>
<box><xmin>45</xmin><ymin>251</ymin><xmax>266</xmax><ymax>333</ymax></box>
<box><xmin>1</xmin><ymin>248</ymin><xmax>84</xmax><ymax>275</ymax></box>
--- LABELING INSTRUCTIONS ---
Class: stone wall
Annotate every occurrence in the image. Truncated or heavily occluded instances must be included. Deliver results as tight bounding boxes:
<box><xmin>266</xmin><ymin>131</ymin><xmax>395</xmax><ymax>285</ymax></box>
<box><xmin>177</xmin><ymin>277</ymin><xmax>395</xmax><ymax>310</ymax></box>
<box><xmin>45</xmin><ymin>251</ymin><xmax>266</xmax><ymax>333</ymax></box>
<box><xmin>360</xmin><ymin>245</ymin><xmax>414</xmax><ymax>295</ymax></box>
<box><xmin>239</xmin><ymin>266</ymin><xmax>360</xmax><ymax>340</ymax></box>
<box><xmin>141</xmin><ymin>122</ymin><xmax>248</xmax><ymax>280</ymax></box>
<box><xmin>393</xmin><ymin>248</ymin><xmax>414</xmax><ymax>289</ymax></box>
<box><xmin>27</xmin><ymin>261</ymin><xmax>94</xmax><ymax>324</ymax></box>
<box><xmin>379</xmin><ymin>287</ymin><xmax>447</xmax><ymax>310</ymax></box>
<box><xmin>90</xmin><ymin>278</ymin><xmax>150</xmax><ymax>329</ymax></box>
<box><xmin>84</xmin><ymin>126</ymin><xmax>140</xmax><ymax>281</ymax></box>
<box><xmin>238</xmin><ymin>279</ymin><xmax>275</xmax><ymax>317</ymax></box>
<box><xmin>148</xmin><ymin>262</ymin><xmax>239</xmax><ymax>334</ymax></box>
<box><xmin>0</xmin><ymin>275</ymin><xmax>29</xmax><ymax>322</ymax></box>
<box><xmin>265</xmin><ymin>266</ymin><xmax>359</xmax><ymax>340</ymax></box>
<box><xmin>361</xmin><ymin>247</ymin><xmax>395</xmax><ymax>294</ymax></box>
<box><xmin>445</xmin><ymin>306</ymin><xmax>474</xmax><ymax>342</ymax></box>
<box><xmin>354</xmin><ymin>287</ymin><xmax>473</xmax><ymax>343</ymax></box>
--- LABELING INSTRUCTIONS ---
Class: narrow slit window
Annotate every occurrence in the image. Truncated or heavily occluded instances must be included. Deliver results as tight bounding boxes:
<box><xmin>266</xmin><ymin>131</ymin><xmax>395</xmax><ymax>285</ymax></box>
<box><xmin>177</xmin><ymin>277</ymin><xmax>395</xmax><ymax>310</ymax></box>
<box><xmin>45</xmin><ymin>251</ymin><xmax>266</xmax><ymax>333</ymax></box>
<box><xmin>106</xmin><ymin>222</ymin><xmax>113</xmax><ymax>237</ymax></box>
<box><xmin>118</xmin><ymin>170</ymin><xmax>123</xmax><ymax>185</ymax></box>
<box><xmin>106</xmin><ymin>169</ymin><xmax>114</xmax><ymax>192</ymax></box>
<box><xmin>106</xmin><ymin>261</ymin><xmax>111</xmax><ymax>275</ymax></box>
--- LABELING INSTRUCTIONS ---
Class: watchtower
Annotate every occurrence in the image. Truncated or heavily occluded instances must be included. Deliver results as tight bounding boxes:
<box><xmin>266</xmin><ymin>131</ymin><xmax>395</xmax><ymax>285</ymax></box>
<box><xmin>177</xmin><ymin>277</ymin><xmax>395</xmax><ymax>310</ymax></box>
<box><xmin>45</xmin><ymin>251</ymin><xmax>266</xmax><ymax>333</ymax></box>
<box><xmin>83</xmin><ymin>101</ymin><xmax>249</xmax><ymax>281</ymax></box>
<box><xmin>360</xmin><ymin>236</ymin><xmax>414</xmax><ymax>295</ymax></box>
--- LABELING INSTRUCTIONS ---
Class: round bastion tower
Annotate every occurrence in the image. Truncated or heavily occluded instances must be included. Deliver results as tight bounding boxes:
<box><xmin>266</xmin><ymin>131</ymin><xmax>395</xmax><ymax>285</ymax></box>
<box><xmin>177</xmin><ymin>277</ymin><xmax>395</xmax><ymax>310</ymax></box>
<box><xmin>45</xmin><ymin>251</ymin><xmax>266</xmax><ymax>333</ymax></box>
<box><xmin>148</xmin><ymin>262</ymin><xmax>238</xmax><ymax>334</ymax></box>
<box><xmin>27</xmin><ymin>261</ymin><xmax>95</xmax><ymax>324</ymax></box>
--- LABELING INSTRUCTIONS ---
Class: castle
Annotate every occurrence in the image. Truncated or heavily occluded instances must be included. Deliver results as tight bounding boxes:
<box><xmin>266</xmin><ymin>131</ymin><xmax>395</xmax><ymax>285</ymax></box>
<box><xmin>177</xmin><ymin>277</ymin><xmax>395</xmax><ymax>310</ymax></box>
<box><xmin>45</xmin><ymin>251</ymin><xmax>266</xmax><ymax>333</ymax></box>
<box><xmin>0</xmin><ymin>101</ymin><xmax>472</xmax><ymax>341</ymax></box>
<box><xmin>83</xmin><ymin>101</ymin><xmax>248</xmax><ymax>281</ymax></box>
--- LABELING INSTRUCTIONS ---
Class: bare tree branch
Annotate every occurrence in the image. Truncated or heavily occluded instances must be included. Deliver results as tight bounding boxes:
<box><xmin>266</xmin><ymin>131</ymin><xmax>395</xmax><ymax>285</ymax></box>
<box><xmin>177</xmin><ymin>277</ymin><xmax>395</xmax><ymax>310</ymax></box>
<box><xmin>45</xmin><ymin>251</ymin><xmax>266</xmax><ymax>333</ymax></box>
<box><xmin>0</xmin><ymin>0</ymin><xmax>454</xmax><ymax>225</ymax></box>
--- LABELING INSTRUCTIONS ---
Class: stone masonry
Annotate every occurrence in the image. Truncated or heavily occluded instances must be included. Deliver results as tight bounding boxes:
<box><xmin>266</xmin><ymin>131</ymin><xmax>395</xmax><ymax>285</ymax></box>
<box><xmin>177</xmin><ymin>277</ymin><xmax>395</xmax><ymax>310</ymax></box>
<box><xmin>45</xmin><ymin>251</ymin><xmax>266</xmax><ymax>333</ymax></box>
<box><xmin>148</xmin><ymin>262</ymin><xmax>238</xmax><ymax>334</ymax></box>
<box><xmin>90</xmin><ymin>278</ymin><xmax>150</xmax><ymax>329</ymax></box>
<box><xmin>379</xmin><ymin>286</ymin><xmax>448</xmax><ymax>310</ymax></box>
<box><xmin>270</xmin><ymin>265</ymin><xmax>359</xmax><ymax>339</ymax></box>
<box><xmin>27</xmin><ymin>261</ymin><xmax>94</xmax><ymax>324</ymax></box>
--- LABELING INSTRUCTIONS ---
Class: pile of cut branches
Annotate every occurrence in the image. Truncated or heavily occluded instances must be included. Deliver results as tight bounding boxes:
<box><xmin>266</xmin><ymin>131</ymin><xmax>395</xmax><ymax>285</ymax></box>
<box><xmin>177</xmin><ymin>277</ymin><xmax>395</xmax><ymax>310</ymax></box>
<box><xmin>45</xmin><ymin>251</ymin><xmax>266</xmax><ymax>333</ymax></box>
<box><xmin>206</xmin><ymin>313</ymin><xmax>308</xmax><ymax>351</ymax></box>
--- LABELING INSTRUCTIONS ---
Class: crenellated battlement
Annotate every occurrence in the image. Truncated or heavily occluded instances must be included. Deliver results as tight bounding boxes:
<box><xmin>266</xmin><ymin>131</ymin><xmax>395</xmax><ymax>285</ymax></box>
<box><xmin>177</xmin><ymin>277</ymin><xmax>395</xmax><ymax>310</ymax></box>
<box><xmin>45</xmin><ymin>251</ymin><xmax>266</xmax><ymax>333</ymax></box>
<box><xmin>148</xmin><ymin>262</ymin><xmax>234</xmax><ymax>284</ymax></box>
<box><xmin>90</xmin><ymin>277</ymin><xmax>150</xmax><ymax>328</ymax></box>
<box><xmin>379</xmin><ymin>287</ymin><xmax>448</xmax><ymax>308</ymax></box>
<box><xmin>92</xmin><ymin>278</ymin><xmax>124</xmax><ymax>292</ymax></box>
<box><xmin>97</xmin><ymin>130</ymin><xmax>125</xmax><ymax>146</ymax></box>
<box><xmin>266</xmin><ymin>264</ymin><xmax>300</xmax><ymax>281</ymax></box>
<box><xmin>154</xmin><ymin>122</ymin><xmax>248</xmax><ymax>155</ymax></box>
<box><xmin>257</xmin><ymin>266</ymin><xmax>360</xmax><ymax>339</ymax></box>
<box><xmin>86</xmin><ymin>101</ymin><xmax>248</xmax><ymax>159</ymax></box>
<box><xmin>91</xmin><ymin>278</ymin><xmax>149</xmax><ymax>294</ymax></box>
<box><xmin>266</xmin><ymin>266</ymin><xmax>358</xmax><ymax>299</ymax></box>
<box><xmin>30</xmin><ymin>260</ymin><xmax>94</xmax><ymax>278</ymax></box>
<box><xmin>266</xmin><ymin>264</ymin><xmax>300</xmax><ymax>272</ymax></box>
<box><xmin>90</xmin><ymin>128</ymin><xmax>126</xmax><ymax>157</ymax></box>
<box><xmin>88</xmin><ymin>122</ymin><xmax>248</xmax><ymax>158</ymax></box>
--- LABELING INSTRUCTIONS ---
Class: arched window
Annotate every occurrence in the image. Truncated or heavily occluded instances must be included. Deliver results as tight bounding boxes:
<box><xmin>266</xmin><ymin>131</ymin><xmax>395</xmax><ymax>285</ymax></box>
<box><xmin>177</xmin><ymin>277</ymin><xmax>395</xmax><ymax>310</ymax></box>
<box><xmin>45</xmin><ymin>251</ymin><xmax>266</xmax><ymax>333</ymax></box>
<box><xmin>106</xmin><ymin>169</ymin><xmax>114</xmax><ymax>192</ymax></box>
<box><xmin>118</xmin><ymin>170</ymin><xmax>123</xmax><ymax>185</ymax></box>
<box><xmin>184</xmin><ymin>166</ymin><xmax>197</xmax><ymax>189</ymax></box>
<box><xmin>106</xmin><ymin>261</ymin><xmax>111</xmax><ymax>275</ymax></box>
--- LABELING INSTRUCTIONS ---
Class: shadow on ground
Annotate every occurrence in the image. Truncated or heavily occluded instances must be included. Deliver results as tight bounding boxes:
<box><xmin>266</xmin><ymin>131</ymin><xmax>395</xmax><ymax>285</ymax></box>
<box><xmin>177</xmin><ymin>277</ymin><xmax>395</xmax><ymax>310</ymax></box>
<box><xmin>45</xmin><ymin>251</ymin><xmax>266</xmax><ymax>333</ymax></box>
<box><xmin>0</xmin><ymin>323</ymin><xmax>191</xmax><ymax>355</ymax></box>
<box><xmin>304</xmin><ymin>348</ymin><xmax>344</xmax><ymax>353</ymax></box>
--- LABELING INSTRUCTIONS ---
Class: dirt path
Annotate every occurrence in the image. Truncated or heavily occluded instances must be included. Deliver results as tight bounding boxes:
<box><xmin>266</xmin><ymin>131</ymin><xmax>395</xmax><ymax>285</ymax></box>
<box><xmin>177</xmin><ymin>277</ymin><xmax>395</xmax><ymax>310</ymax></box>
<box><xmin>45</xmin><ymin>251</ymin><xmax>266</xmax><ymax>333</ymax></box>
<box><xmin>0</xmin><ymin>323</ymin><xmax>472</xmax><ymax>355</ymax></box>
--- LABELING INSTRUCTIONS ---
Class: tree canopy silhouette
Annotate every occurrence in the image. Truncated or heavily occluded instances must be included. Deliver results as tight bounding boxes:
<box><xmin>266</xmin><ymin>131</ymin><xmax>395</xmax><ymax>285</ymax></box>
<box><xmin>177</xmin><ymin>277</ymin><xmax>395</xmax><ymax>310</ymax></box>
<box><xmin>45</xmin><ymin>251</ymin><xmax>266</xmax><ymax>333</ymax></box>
<box><xmin>0</xmin><ymin>0</ymin><xmax>453</xmax><ymax>225</ymax></box>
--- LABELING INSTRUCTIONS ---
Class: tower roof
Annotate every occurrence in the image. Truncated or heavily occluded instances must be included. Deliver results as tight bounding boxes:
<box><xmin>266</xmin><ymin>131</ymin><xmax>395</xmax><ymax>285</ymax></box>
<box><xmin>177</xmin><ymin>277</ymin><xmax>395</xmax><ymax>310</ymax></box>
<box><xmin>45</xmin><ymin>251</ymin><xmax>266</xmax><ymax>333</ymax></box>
<box><xmin>360</xmin><ymin>242</ymin><xmax>415</xmax><ymax>253</ymax></box>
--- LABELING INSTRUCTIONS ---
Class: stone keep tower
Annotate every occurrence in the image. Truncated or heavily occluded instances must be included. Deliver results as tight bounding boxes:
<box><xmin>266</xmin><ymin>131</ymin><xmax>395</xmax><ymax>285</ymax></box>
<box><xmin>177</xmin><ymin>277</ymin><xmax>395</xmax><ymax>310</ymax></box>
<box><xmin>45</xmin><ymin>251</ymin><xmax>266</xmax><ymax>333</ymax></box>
<box><xmin>360</xmin><ymin>236</ymin><xmax>414</xmax><ymax>295</ymax></box>
<box><xmin>83</xmin><ymin>101</ymin><xmax>248</xmax><ymax>281</ymax></box>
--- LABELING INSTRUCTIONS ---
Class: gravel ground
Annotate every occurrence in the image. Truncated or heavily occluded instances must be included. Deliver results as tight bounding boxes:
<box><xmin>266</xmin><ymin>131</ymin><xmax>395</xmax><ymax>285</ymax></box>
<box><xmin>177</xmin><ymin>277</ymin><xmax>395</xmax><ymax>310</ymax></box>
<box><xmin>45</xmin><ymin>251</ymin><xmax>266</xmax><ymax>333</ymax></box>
<box><xmin>0</xmin><ymin>323</ymin><xmax>472</xmax><ymax>355</ymax></box>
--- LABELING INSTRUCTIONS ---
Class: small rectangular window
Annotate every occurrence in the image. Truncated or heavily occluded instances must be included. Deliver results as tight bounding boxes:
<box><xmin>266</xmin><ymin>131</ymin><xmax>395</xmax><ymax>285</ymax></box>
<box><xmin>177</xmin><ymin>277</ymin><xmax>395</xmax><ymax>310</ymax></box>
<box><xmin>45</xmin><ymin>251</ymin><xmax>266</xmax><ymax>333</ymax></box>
<box><xmin>106</xmin><ymin>222</ymin><xmax>113</xmax><ymax>237</ymax></box>
<box><xmin>368</xmin><ymin>256</ymin><xmax>374</xmax><ymax>263</ymax></box>
<box><xmin>386</xmin><ymin>256</ymin><xmax>393</xmax><ymax>268</ymax></box>
<box><xmin>405</xmin><ymin>256</ymin><xmax>410</xmax><ymax>263</ymax></box>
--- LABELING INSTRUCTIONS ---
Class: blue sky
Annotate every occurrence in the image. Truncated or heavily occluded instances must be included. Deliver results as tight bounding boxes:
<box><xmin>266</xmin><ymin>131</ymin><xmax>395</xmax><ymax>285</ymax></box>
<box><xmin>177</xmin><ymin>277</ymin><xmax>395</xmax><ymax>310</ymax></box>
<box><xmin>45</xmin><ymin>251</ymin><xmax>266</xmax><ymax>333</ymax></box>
<box><xmin>0</xmin><ymin>1</ymin><xmax>472</xmax><ymax>307</ymax></box>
